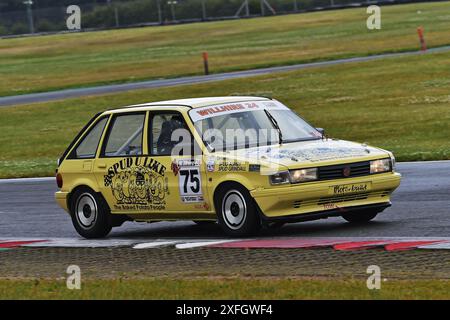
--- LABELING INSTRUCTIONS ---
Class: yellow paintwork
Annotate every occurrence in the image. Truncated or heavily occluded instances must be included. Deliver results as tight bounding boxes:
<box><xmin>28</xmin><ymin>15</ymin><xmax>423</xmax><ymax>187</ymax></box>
<box><xmin>251</xmin><ymin>172</ymin><xmax>401</xmax><ymax>217</ymax></box>
<box><xmin>55</xmin><ymin>97</ymin><xmax>401</xmax><ymax>222</ymax></box>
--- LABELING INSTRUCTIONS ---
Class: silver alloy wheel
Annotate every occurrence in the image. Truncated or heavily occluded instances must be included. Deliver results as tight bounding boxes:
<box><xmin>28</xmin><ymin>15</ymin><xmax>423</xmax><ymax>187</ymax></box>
<box><xmin>222</xmin><ymin>190</ymin><xmax>247</xmax><ymax>230</ymax></box>
<box><xmin>76</xmin><ymin>193</ymin><xmax>98</xmax><ymax>229</ymax></box>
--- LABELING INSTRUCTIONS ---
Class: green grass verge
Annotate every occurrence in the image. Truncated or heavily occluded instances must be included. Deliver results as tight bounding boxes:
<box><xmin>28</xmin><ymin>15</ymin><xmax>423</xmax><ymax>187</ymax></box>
<box><xmin>0</xmin><ymin>277</ymin><xmax>449</xmax><ymax>299</ymax></box>
<box><xmin>0</xmin><ymin>2</ymin><xmax>450</xmax><ymax>96</ymax></box>
<box><xmin>1</xmin><ymin>50</ymin><xmax>449</xmax><ymax>179</ymax></box>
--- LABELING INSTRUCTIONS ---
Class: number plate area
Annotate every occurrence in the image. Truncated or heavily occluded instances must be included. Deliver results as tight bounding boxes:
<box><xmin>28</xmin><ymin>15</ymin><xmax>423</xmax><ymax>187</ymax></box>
<box><xmin>330</xmin><ymin>182</ymin><xmax>371</xmax><ymax>195</ymax></box>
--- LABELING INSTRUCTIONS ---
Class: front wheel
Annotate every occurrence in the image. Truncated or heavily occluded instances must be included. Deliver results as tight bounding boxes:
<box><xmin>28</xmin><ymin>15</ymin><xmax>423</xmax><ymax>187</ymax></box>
<box><xmin>70</xmin><ymin>187</ymin><xmax>112</xmax><ymax>239</ymax></box>
<box><xmin>215</xmin><ymin>184</ymin><xmax>260</xmax><ymax>237</ymax></box>
<box><xmin>342</xmin><ymin>210</ymin><xmax>379</xmax><ymax>223</ymax></box>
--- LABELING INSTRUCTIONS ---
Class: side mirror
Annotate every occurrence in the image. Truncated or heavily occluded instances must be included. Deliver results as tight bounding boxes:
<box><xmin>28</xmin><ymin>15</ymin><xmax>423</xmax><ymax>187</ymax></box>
<box><xmin>316</xmin><ymin>128</ymin><xmax>325</xmax><ymax>136</ymax></box>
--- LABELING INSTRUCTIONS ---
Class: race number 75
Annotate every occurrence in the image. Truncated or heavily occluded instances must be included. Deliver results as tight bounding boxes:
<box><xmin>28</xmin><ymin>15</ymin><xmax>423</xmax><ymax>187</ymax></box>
<box><xmin>179</xmin><ymin>169</ymin><xmax>201</xmax><ymax>194</ymax></box>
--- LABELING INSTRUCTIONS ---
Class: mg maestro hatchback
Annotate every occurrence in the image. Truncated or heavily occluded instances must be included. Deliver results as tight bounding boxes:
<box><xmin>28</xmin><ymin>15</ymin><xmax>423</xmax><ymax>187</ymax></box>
<box><xmin>55</xmin><ymin>96</ymin><xmax>401</xmax><ymax>238</ymax></box>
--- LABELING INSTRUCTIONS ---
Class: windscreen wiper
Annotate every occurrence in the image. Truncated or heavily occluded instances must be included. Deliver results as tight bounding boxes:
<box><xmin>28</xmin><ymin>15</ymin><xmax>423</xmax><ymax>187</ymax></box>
<box><xmin>264</xmin><ymin>109</ymin><xmax>283</xmax><ymax>145</ymax></box>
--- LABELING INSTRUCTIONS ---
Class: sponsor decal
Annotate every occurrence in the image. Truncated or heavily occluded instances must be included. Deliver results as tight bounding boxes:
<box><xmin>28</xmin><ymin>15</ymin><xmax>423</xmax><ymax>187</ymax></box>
<box><xmin>246</xmin><ymin>146</ymin><xmax>369</xmax><ymax>163</ymax></box>
<box><xmin>278</xmin><ymin>147</ymin><xmax>369</xmax><ymax>162</ymax></box>
<box><xmin>194</xmin><ymin>202</ymin><xmax>210</xmax><ymax>210</ymax></box>
<box><xmin>206</xmin><ymin>157</ymin><xmax>216</xmax><ymax>172</ymax></box>
<box><xmin>189</xmin><ymin>101</ymin><xmax>288</xmax><ymax>122</ymax></box>
<box><xmin>333</xmin><ymin>183</ymin><xmax>369</xmax><ymax>195</ymax></box>
<box><xmin>248</xmin><ymin>164</ymin><xmax>261</xmax><ymax>172</ymax></box>
<box><xmin>217</xmin><ymin>161</ymin><xmax>246</xmax><ymax>172</ymax></box>
<box><xmin>196</xmin><ymin>103</ymin><xmax>252</xmax><ymax>117</ymax></box>
<box><xmin>171</xmin><ymin>160</ymin><xmax>180</xmax><ymax>176</ymax></box>
<box><xmin>103</xmin><ymin>157</ymin><xmax>168</xmax><ymax>211</ymax></box>
<box><xmin>176</xmin><ymin>159</ymin><xmax>204</xmax><ymax>203</ymax></box>
<box><xmin>323</xmin><ymin>203</ymin><xmax>340</xmax><ymax>210</ymax></box>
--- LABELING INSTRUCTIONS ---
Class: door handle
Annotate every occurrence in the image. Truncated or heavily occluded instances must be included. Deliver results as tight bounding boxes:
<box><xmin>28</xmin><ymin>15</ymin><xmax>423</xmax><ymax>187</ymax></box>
<box><xmin>97</xmin><ymin>163</ymin><xmax>107</xmax><ymax>169</ymax></box>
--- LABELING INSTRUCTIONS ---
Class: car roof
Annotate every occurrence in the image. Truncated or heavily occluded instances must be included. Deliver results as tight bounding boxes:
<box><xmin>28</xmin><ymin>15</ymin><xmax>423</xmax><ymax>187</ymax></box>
<box><xmin>105</xmin><ymin>96</ymin><xmax>272</xmax><ymax>114</ymax></box>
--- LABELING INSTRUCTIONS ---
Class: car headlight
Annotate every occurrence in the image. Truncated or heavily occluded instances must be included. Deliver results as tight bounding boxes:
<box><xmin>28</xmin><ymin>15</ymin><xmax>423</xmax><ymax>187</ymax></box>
<box><xmin>370</xmin><ymin>158</ymin><xmax>391</xmax><ymax>174</ymax></box>
<box><xmin>289</xmin><ymin>168</ymin><xmax>318</xmax><ymax>183</ymax></box>
<box><xmin>390</xmin><ymin>154</ymin><xmax>396</xmax><ymax>171</ymax></box>
<box><xmin>270</xmin><ymin>168</ymin><xmax>319</xmax><ymax>185</ymax></box>
<box><xmin>269</xmin><ymin>171</ymin><xmax>290</xmax><ymax>185</ymax></box>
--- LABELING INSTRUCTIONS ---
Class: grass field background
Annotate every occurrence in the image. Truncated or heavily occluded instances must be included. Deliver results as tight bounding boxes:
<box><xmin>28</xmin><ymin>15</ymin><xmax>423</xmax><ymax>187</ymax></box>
<box><xmin>1</xmin><ymin>277</ymin><xmax>449</xmax><ymax>299</ymax></box>
<box><xmin>0</xmin><ymin>2</ymin><xmax>449</xmax><ymax>96</ymax></box>
<box><xmin>0</xmin><ymin>50</ymin><xmax>449</xmax><ymax>178</ymax></box>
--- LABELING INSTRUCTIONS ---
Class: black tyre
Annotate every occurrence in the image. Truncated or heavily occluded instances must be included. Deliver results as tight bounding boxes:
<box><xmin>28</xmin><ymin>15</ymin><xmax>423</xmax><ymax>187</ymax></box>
<box><xmin>342</xmin><ymin>210</ymin><xmax>379</xmax><ymax>223</ymax></box>
<box><xmin>70</xmin><ymin>187</ymin><xmax>112</xmax><ymax>239</ymax></box>
<box><xmin>215</xmin><ymin>183</ymin><xmax>261</xmax><ymax>237</ymax></box>
<box><xmin>266</xmin><ymin>222</ymin><xmax>285</xmax><ymax>229</ymax></box>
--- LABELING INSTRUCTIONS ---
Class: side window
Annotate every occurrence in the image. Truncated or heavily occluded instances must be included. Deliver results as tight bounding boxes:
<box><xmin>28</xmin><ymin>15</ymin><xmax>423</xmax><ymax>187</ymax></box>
<box><xmin>151</xmin><ymin>113</ymin><xmax>189</xmax><ymax>156</ymax></box>
<box><xmin>72</xmin><ymin>117</ymin><xmax>108</xmax><ymax>159</ymax></box>
<box><xmin>102</xmin><ymin>113</ymin><xmax>145</xmax><ymax>157</ymax></box>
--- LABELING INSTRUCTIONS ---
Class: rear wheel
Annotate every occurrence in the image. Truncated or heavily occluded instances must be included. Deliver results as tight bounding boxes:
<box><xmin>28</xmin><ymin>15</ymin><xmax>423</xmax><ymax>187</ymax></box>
<box><xmin>342</xmin><ymin>210</ymin><xmax>379</xmax><ymax>223</ymax></box>
<box><xmin>70</xmin><ymin>187</ymin><xmax>112</xmax><ymax>239</ymax></box>
<box><xmin>215</xmin><ymin>183</ymin><xmax>260</xmax><ymax>237</ymax></box>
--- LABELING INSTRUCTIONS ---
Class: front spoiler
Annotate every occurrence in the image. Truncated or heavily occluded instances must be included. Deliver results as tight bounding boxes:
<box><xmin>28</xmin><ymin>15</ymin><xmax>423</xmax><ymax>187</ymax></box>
<box><xmin>260</xmin><ymin>202</ymin><xmax>391</xmax><ymax>224</ymax></box>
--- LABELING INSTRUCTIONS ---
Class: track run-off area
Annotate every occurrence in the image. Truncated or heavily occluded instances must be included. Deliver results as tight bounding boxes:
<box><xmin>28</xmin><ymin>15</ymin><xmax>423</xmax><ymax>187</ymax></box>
<box><xmin>1</xmin><ymin>45</ymin><xmax>450</xmax><ymax>108</ymax></box>
<box><xmin>0</xmin><ymin>161</ymin><xmax>449</xmax><ymax>250</ymax></box>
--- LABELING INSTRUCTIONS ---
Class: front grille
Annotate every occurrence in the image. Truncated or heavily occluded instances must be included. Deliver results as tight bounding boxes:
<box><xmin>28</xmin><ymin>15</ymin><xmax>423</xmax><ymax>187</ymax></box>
<box><xmin>293</xmin><ymin>200</ymin><xmax>302</xmax><ymax>209</ymax></box>
<box><xmin>318</xmin><ymin>193</ymin><xmax>369</xmax><ymax>205</ymax></box>
<box><xmin>318</xmin><ymin>161</ymin><xmax>370</xmax><ymax>181</ymax></box>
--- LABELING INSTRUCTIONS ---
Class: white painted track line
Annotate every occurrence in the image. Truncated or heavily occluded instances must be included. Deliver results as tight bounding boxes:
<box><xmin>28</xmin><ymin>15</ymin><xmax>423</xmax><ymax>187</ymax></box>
<box><xmin>133</xmin><ymin>241</ymin><xmax>179</xmax><ymax>249</ymax></box>
<box><xmin>418</xmin><ymin>243</ymin><xmax>450</xmax><ymax>250</ymax></box>
<box><xmin>0</xmin><ymin>177</ymin><xmax>54</xmax><ymax>184</ymax></box>
<box><xmin>175</xmin><ymin>240</ymin><xmax>239</xmax><ymax>249</ymax></box>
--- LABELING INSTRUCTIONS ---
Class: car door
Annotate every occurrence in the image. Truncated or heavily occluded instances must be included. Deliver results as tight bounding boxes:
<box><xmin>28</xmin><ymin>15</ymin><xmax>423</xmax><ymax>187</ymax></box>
<box><xmin>93</xmin><ymin>111</ymin><xmax>151</xmax><ymax>214</ymax></box>
<box><xmin>148</xmin><ymin>110</ymin><xmax>211</xmax><ymax>216</ymax></box>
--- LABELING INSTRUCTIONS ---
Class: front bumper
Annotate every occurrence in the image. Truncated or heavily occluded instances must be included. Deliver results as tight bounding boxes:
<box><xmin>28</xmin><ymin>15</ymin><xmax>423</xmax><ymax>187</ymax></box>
<box><xmin>251</xmin><ymin>172</ymin><xmax>401</xmax><ymax>219</ymax></box>
<box><xmin>55</xmin><ymin>191</ymin><xmax>70</xmax><ymax>213</ymax></box>
<box><xmin>262</xmin><ymin>202</ymin><xmax>391</xmax><ymax>223</ymax></box>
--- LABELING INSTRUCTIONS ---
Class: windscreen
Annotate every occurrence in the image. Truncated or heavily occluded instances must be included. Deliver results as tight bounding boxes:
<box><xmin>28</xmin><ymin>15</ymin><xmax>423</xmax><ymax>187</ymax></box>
<box><xmin>190</xmin><ymin>100</ymin><xmax>321</xmax><ymax>151</ymax></box>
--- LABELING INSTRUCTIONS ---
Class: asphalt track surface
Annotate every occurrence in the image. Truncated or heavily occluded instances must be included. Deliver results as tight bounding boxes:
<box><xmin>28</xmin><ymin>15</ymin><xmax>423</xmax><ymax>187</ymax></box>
<box><xmin>1</xmin><ymin>46</ymin><xmax>450</xmax><ymax>108</ymax></box>
<box><xmin>0</xmin><ymin>161</ymin><xmax>449</xmax><ymax>239</ymax></box>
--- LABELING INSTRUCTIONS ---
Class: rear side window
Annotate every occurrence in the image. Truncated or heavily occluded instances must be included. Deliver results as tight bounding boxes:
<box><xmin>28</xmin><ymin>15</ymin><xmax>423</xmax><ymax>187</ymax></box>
<box><xmin>71</xmin><ymin>117</ymin><xmax>108</xmax><ymax>159</ymax></box>
<box><xmin>102</xmin><ymin>113</ymin><xmax>145</xmax><ymax>157</ymax></box>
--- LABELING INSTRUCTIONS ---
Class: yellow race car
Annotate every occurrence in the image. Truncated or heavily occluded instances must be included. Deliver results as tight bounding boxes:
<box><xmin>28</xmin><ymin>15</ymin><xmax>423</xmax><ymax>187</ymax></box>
<box><xmin>55</xmin><ymin>96</ymin><xmax>401</xmax><ymax>238</ymax></box>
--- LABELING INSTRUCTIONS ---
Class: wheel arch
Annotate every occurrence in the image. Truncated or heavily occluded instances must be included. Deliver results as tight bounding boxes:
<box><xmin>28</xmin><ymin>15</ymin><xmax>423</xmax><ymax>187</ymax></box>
<box><xmin>211</xmin><ymin>173</ymin><xmax>255</xmax><ymax>195</ymax></box>
<box><xmin>212</xmin><ymin>180</ymin><xmax>253</xmax><ymax>213</ymax></box>
<box><xmin>67</xmin><ymin>184</ymin><xmax>110</xmax><ymax>215</ymax></box>
<box><xmin>212</xmin><ymin>180</ymin><xmax>262</xmax><ymax>236</ymax></box>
